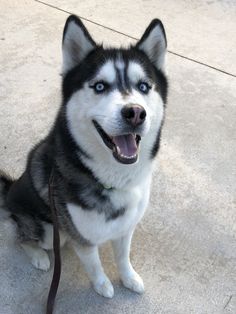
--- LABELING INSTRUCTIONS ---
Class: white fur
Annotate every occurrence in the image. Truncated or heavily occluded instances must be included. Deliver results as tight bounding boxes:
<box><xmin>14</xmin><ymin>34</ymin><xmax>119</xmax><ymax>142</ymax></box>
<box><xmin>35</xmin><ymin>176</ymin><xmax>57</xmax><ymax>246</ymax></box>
<box><xmin>112</xmin><ymin>231</ymin><xmax>144</xmax><ymax>293</ymax></box>
<box><xmin>72</xmin><ymin>244</ymin><xmax>114</xmax><ymax>298</ymax></box>
<box><xmin>20</xmin><ymin>224</ymin><xmax>67</xmax><ymax>271</ymax></box>
<box><xmin>21</xmin><ymin>243</ymin><xmax>50</xmax><ymax>271</ymax></box>
<box><xmin>115</xmin><ymin>59</ymin><xmax>126</xmax><ymax>87</ymax></box>
<box><xmin>67</xmin><ymin>175</ymin><xmax>151</xmax><ymax>245</ymax></box>
<box><xmin>65</xmin><ymin>59</ymin><xmax>164</xmax><ymax>297</ymax></box>
<box><xmin>91</xmin><ymin>60</ymin><xmax>116</xmax><ymax>84</ymax></box>
<box><xmin>115</xmin><ymin>59</ymin><xmax>125</xmax><ymax>70</ymax></box>
<box><xmin>62</xmin><ymin>20</ymin><xmax>95</xmax><ymax>74</ymax></box>
<box><xmin>138</xmin><ymin>23</ymin><xmax>166</xmax><ymax>71</ymax></box>
<box><xmin>66</xmin><ymin>60</ymin><xmax>163</xmax><ymax>189</ymax></box>
<box><xmin>68</xmin><ymin>176</ymin><xmax>151</xmax><ymax>297</ymax></box>
<box><xmin>127</xmin><ymin>62</ymin><xmax>146</xmax><ymax>84</ymax></box>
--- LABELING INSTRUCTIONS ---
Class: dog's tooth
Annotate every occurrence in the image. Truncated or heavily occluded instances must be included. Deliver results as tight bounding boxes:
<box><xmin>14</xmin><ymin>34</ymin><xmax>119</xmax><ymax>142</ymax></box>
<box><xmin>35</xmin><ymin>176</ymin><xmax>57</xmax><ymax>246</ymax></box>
<box><xmin>119</xmin><ymin>153</ymin><xmax>138</xmax><ymax>159</ymax></box>
<box><xmin>116</xmin><ymin>146</ymin><xmax>121</xmax><ymax>154</ymax></box>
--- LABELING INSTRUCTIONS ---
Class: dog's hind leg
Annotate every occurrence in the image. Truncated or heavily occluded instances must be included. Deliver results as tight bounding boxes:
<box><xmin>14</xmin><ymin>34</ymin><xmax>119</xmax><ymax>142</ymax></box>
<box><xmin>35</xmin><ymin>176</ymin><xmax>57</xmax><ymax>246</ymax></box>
<box><xmin>72</xmin><ymin>243</ymin><xmax>114</xmax><ymax>298</ymax></box>
<box><xmin>9</xmin><ymin>214</ymin><xmax>51</xmax><ymax>271</ymax></box>
<box><xmin>21</xmin><ymin>242</ymin><xmax>50</xmax><ymax>271</ymax></box>
<box><xmin>38</xmin><ymin>222</ymin><xmax>68</xmax><ymax>250</ymax></box>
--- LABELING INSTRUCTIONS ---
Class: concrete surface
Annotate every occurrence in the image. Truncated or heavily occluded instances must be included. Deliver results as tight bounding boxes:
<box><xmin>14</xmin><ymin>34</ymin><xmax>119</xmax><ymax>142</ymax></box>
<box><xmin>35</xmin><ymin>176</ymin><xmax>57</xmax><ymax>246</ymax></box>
<box><xmin>0</xmin><ymin>0</ymin><xmax>236</xmax><ymax>313</ymax></box>
<box><xmin>37</xmin><ymin>0</ymin><xmax>236</xmax><ymax>75</ymax></box>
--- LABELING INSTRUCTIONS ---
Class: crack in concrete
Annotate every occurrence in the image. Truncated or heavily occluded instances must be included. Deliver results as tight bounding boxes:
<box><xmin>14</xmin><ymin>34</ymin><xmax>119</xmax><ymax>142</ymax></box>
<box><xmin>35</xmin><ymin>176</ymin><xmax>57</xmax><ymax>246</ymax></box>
<box><xmin>224</xmin><ymin>295</ymin><xmax>233</xmax><ymax>310</ymax></box>
<box><xmin>34</xmin><ymin>0</ymin><xmax>236</xmax><ymax>78</ymax></box>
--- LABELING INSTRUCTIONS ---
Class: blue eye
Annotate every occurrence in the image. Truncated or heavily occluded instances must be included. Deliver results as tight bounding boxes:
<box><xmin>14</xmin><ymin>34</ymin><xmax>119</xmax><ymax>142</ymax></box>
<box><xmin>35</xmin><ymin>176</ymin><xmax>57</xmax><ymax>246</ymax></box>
<box><xmin>95</xmin><ymin>82</ymin><xmax>105</xmax><ymax>92</ymax></box>
<box><xmin>138</xmin><ymin>82</ymin><xmax>151</xmax><ymax>94</ymax></box>
<box><xmin>90</xmin><ymin>82</ymin><xmax>109</xmax><ymax>94</ymax></box>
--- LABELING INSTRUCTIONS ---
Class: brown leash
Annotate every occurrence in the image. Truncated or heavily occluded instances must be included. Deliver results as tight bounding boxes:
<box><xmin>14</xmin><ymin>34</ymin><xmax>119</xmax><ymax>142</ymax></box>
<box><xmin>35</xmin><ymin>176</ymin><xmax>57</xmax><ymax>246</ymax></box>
<box><xmin>46</xmin><ymin>167</ymin><xmax>61</xmax><ymax>314</ymax></box>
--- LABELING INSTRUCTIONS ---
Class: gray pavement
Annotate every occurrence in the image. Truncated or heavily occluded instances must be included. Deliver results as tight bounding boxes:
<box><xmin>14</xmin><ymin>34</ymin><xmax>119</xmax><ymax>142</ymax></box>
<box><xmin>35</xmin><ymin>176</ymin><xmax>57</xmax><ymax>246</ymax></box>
<box><xmin>0</xmin><ymin>1</ymin><xmax>236</xmax><ymax>313</ymax></box>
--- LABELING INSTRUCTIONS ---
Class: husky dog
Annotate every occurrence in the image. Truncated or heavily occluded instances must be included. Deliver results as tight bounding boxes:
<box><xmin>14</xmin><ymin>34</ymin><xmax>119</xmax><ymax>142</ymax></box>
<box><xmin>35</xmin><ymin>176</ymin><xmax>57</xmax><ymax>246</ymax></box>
<box><xmin>0</xmin><ymin>15</ymin><xmax>168</xmax><ymax>298</ymax></box>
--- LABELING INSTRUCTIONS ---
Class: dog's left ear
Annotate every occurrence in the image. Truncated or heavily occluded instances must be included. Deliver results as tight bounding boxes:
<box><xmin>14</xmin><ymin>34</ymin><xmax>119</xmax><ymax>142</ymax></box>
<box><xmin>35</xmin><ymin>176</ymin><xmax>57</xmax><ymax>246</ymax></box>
<box><xmin>62</xmin><ymin>15</ymin><xmax>96</xmax><ymax>75</ymax></box>
<box><xmin>136</xmin><ymin>19</ymin><xmax>167</xmax><ymax>71</ymax></box>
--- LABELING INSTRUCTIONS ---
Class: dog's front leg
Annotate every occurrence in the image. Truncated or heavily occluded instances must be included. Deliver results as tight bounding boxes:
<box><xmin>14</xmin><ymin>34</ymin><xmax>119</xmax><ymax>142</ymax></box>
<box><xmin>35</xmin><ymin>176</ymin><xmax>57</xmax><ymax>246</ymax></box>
<box><xmin>72</xmin><ymin>243</ymin><xmax>114</xmax><ymax>298</ymax></box>
<box><xmin>112</xmin><ymin>231</ymin><xmax>144</xmax><ymax>294</ymax></box>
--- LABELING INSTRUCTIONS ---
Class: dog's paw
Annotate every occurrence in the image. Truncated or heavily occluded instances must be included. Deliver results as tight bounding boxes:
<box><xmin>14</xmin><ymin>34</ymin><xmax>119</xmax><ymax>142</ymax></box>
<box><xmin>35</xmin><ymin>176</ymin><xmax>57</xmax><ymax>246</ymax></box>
<box><xmin>31</xmin><ymin>249</ymin><xmax>50</xmax><ymax>271</ymax></box>
<box><xmin>93</xmin><ymin>276</ymin><xmax>114</xmax><ymax>298</ymax></box>
<box><xmin>121</xmin><ymin>270</ymin><xmax>144</xmax><ymax>294</ymax></box>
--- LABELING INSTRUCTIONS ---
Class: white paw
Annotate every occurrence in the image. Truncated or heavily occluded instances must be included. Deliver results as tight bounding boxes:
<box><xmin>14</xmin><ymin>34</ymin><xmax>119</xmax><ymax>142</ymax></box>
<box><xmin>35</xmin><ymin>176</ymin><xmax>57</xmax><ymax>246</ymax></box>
<box><xmin>121</xmin><ymin>271</ymin><xmax>144</xmax><ymax>294</ymax></box>
<box><xmin>31</xmin><ymin>250</ymin><xmax>50</xmax><ymax>271</ymax></box>
<box><xmin>93</xmin><ymin>276</ymin><xmax>114</xmax><ymax>298</ymax></box>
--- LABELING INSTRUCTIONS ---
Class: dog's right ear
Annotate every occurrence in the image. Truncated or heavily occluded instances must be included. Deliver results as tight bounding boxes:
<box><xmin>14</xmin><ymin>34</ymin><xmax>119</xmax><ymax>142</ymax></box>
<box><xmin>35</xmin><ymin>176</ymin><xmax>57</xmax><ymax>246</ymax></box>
<box><xmin>62</xmin><ymin>15</ymin><xmax>96</xmax><ymax>75</ymax></box>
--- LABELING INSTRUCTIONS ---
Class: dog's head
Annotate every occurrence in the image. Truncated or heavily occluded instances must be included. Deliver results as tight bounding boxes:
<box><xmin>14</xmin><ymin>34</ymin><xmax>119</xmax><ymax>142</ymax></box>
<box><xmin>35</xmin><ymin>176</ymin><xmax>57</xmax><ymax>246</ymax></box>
<box><xmin>62</xmin><ymin>15</ymin><xmax>167</xmax><ymax>165</ymax></box>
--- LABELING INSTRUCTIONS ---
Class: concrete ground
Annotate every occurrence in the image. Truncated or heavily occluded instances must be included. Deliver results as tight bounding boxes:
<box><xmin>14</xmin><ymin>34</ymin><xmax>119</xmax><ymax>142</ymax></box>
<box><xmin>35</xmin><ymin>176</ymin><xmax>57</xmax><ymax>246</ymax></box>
<box><xmin>0</xmin><ymin>0</ymin><xmax>236</xmax><ymax>313</ymax></box>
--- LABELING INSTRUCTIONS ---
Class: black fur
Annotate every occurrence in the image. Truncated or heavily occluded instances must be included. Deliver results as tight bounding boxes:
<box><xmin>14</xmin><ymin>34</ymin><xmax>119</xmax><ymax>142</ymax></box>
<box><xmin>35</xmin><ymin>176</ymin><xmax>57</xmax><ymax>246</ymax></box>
<box><xmin>136</xmin><ymin>19</ymin><xmax>167</xmax><ymax>50</ymax></box>
<box><xmin>0</xmin><ymin>171</ymin><xmax>14</xmax><ymax>198</ymax></box>
<box><xmin>0</xmin><ymin>15</ymin><xmax>168</xmax><ymax>246</ymax></box>
<box><xmin>62</xmin><ymin>46</ymin><xmax>168</xmax><ymax>159</ymax></box>
<box><xmin>62</xmin><ymin>15</ymin><xmax>96</xmax><ymax>47</ymax></box>
<box><xmin>63</xmin><ymin>47</ymin><xmax>168</xmax><ymax>102</ymax></box>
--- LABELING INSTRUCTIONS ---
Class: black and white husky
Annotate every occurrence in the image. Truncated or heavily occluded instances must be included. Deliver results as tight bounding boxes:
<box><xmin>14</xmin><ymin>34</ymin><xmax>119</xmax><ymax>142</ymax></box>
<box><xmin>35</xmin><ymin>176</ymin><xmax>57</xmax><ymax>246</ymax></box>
<box><xmin>0</xmin><ymin>15</ymin><xmax>168</xmax><ymax>298</ymax></box>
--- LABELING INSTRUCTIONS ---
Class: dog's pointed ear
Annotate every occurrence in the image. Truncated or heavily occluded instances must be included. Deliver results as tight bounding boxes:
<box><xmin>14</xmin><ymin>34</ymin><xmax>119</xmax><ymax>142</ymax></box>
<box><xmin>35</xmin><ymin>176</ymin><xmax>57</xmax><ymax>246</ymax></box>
<box><xmin>136</xmin><ymin>19</ymin><xmax>167</xmax><ymax>71</ymax></box>
<box><xmin>62</xmin><ymin>15</ymin><xmax>96</xmax><ymax>75</ymax></box>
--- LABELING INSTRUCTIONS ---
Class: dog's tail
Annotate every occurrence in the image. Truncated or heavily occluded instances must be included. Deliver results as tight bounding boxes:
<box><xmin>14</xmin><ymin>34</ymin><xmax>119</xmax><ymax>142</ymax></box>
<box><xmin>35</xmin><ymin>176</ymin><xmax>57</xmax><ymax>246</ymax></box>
<box><xmin>0</xmin><ymin>170</ymin><xmax>14</xmax><ymax>219</ymax></box>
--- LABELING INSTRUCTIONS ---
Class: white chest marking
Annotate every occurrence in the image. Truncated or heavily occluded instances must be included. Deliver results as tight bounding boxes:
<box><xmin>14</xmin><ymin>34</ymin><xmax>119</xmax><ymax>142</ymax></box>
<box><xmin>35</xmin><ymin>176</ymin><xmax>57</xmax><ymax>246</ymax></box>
<box><xmin>67</xmin><ymin>186</ymin><xmax>150</xmax><ymax>245</ymax></box>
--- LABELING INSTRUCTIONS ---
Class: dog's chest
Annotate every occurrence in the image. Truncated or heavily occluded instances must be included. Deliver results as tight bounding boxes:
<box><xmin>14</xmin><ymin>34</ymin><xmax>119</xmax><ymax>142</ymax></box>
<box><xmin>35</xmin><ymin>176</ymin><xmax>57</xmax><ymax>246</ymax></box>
<box><xmin>67</xmin><ymin>185</ymin><xmax>149</xmax><ymax>245</ymax></box>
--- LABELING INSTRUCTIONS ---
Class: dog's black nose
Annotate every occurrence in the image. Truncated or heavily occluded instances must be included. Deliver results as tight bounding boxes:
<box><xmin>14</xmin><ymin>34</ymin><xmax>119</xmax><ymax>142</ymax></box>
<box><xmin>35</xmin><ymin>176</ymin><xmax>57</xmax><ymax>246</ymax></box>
<box><xmin>121</xmin><ymin>104</ymin><xmax>146</xmax><ymax>127</ymax></box>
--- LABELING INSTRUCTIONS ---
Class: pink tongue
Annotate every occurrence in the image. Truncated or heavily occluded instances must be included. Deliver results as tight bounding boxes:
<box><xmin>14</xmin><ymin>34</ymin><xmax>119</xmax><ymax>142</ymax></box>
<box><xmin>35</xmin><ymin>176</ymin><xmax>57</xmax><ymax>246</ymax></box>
<box><xmin>112</xmin><ymin>134</ymin><xmax>137</xmax><ymax>157</ymax></box>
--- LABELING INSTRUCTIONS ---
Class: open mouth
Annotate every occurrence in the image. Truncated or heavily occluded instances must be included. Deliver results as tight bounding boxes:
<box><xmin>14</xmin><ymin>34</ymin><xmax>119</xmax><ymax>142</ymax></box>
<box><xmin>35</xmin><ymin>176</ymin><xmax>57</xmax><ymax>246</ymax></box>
<box><xmin>92</xmin><ymin>120</ymin><xmax>141</xmax><ymax>164</ymax></box>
